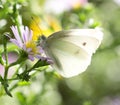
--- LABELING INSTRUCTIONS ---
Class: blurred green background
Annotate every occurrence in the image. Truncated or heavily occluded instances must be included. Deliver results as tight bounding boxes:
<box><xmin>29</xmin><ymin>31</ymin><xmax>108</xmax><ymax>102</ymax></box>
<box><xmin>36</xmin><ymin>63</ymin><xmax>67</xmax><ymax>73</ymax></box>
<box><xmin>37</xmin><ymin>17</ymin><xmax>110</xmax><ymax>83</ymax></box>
<box><xmin>1</xmin><ymin>0</ymin><xmax>120</xmax><ymax>105</ymax></box>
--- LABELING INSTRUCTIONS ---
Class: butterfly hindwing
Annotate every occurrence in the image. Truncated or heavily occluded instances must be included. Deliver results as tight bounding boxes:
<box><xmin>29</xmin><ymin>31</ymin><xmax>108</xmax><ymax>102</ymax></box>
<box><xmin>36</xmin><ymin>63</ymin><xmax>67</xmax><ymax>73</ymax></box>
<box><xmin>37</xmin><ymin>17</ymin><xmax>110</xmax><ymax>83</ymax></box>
<box><xmin>44</xmin><ymin>29</ymin><xmax>103</xmax><ymax>77</ymax></box>
<box><xmin>44</xmin><ymin>39</ymin><xmax>91</xmax><ymax>77</ymax></box>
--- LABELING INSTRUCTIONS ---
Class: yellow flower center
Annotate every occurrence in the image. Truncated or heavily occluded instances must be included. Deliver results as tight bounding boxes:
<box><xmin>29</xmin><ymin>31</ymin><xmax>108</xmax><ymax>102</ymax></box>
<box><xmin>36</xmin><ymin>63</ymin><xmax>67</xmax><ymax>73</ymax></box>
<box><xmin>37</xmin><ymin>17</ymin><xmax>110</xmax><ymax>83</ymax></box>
<box><xmin>26</xmin><ymin>41</ymin><xmax>38</xmax><ymax>54</ymax></box>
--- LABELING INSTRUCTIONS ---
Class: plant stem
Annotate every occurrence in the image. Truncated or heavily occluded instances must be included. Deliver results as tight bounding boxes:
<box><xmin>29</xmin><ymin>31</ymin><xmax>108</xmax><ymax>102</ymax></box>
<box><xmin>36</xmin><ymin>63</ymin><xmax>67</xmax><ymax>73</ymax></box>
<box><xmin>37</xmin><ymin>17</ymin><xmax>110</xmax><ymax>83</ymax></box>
<box><xmin>3</xmin><ymin>37</ymin><xmax>8</xmax><ymax>80</ymax></box>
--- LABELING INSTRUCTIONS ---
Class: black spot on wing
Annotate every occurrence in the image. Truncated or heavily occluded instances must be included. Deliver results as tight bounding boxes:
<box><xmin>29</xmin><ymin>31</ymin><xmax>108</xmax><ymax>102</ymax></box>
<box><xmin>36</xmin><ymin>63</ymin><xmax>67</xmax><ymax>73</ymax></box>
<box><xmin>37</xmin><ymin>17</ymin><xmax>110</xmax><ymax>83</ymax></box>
<box><xmin>82</xmin><ymin>42</ymin><xmax>87</xmax><ymax>46</ymax></box>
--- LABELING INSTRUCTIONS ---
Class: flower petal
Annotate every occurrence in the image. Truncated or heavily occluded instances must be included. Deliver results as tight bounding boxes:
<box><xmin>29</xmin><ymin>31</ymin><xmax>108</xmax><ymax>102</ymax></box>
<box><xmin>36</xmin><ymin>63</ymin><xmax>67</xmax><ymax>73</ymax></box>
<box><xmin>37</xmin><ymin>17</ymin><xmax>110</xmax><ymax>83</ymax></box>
<box><xmin>10</xmin><ymin>39</ymin><xmax>22</xmax><ymax>48</ymax></box>
<box><xmin>28</xmin><ymin>55</ymin><xmax>34</xmax><ymax>61</ymax></box>
<box><xmin>28</xmin><ymin>29</ymin><xmax>33</xmax><ymax>41</ymax></box>
<box><xmin>10</xmin><ymin>26</ymin><xmax>23</xmax><ymax>47</ymax></box>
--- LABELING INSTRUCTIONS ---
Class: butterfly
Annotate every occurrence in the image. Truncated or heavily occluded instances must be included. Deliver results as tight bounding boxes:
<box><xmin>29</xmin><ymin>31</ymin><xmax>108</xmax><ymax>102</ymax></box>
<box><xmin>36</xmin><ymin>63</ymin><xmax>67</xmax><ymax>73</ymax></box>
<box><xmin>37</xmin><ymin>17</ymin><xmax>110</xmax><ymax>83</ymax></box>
<box><xmin>40</xmin><ymin>29</ymin><xmax>103</xmax><ymax>78</ymax></box>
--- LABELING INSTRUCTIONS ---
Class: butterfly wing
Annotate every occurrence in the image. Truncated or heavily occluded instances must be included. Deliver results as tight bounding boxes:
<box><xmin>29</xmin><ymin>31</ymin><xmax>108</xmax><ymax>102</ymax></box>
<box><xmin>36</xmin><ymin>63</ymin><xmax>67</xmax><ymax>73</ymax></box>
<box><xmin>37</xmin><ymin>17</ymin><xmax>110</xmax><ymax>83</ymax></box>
<box><xmin>44</xmin><ymin>29</ymin><xmax>103</xmax><ymax>77</ymax></box>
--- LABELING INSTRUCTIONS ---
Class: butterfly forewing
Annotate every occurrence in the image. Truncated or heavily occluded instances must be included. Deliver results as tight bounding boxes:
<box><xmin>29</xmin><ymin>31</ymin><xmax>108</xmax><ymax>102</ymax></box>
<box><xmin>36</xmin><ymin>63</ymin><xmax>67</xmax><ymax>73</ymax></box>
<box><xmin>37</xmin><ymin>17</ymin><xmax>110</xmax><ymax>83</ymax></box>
<box><xmin>61</xmin><ymin>36</ymin><xmax>100</xmax><ymax>54</ymax></box>
<box><xmin>46</xmin><ymin>29</ymin><xmax>103</xmax><ymax>54</ymax></box>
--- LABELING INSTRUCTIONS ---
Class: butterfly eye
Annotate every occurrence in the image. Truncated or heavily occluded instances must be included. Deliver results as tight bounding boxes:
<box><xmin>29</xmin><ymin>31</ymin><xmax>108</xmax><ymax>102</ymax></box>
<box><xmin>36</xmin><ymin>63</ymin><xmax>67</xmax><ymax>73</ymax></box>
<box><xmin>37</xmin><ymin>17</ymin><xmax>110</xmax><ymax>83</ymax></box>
<box><xmin>41</xmin><ymin>35</ymin><xmax>47</xmax><ymax>40</ymax></box>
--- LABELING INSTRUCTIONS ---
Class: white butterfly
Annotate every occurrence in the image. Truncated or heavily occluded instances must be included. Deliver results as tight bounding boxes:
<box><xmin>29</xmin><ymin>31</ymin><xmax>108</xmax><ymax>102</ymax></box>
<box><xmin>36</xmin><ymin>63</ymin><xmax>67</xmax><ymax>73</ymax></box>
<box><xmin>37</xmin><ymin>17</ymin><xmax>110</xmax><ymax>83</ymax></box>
<box><xmin>42</xmin><ymin>29</ymin><xmax>103</xmax><ymax>78</ymax></box>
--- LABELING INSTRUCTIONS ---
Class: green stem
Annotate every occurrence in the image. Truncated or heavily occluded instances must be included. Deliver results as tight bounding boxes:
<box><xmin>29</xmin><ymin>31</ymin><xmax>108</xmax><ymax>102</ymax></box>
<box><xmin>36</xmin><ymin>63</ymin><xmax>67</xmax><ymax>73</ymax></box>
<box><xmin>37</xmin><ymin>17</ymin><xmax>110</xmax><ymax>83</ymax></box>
<box><xmin>0</xmin><ymin>54</ymin><xmax>5</xmax><ymax>65</ymax></box>
<box><xmin>24</xmin><ymin>59</ymin><xmax>42</xmax><ymax>74</ymax></box>
<box><xmin>4</xmin><ymin>67</ymin><xmax>8</xmax><ymax>80</ymax></box>
<box><xmin>9</xmin><ymin>83</ymin><xmax>18</xmax><ymax>92</ymax></box>
<box><xmin>2</xmin><ymin>35</ymin><xmax>13</xmax><ymax>97</ymax></box>
<box><xmin>3</xmin><ymin>37</ymin><xmax>8</xmax><ymax>80</ymax></box>
<box><xmin>22</xmin><ymin>59</ymin><xmax>49</xmax><ymax>75</ymax></box>
<box><xmin>7</xmin><ymin>78</ymin><xmax>18</xmax><ymax>81</ymax></box>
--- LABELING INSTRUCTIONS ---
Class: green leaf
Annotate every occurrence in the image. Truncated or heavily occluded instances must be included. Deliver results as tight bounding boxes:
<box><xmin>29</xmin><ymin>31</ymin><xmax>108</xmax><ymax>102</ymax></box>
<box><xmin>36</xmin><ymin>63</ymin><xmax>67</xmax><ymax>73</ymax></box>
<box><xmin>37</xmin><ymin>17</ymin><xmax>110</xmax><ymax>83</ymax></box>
<box><xmin>33</xmin><ymin>59</ymin><xmax>49</xmax><ymax>69</ymax></box>
<box><xmin>18</xmin><ymin>81</ymin><xmax>30</xmax><ymax>86</ymax></box>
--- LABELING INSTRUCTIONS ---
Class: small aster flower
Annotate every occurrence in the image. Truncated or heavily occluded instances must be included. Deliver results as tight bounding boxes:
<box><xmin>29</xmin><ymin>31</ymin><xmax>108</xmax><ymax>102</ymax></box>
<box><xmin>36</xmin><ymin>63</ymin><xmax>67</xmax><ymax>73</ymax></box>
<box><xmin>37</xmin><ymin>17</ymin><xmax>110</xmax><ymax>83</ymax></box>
<box><xmin>9</xmin><ymin>26</ymin><xmax>48</xmax><ymax>61</ymax></box>
<box><xmin>0</xmin><ymin>52</ymin><xmax>18</xmax><ymax>78</ymax></box>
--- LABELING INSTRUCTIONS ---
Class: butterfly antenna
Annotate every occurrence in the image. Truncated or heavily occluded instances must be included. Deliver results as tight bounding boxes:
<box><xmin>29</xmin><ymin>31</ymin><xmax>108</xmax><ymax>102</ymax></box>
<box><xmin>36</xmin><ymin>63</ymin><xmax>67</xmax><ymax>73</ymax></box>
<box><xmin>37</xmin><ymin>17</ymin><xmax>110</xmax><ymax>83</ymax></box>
<box><xmin>31</xmin><ymin>16</ymin><xmax>43</xmax><ymax>36</ymax></box>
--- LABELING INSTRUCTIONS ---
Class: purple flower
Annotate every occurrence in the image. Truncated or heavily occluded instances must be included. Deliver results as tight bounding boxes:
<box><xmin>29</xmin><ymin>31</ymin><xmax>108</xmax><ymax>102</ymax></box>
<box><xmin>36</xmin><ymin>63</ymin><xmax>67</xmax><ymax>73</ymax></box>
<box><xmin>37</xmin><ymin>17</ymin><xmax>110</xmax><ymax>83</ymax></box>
<box><xmin>0</xmin><ymin>52</ymin><xmax>18</xmax><ymax>78</ymax></box>
<box><xmin>9</xmin><ymin>26</ymin><xmax>49</xmax><ymax>61</ymax></box>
